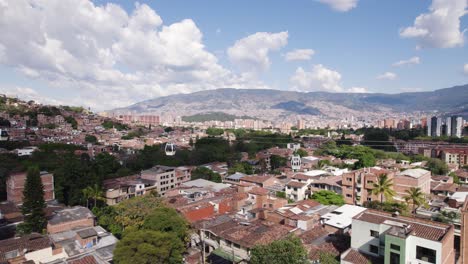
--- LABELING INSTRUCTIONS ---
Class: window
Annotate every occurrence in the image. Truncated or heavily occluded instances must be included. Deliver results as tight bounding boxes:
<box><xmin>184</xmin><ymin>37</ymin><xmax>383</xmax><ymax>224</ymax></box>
<box><xmin>390</xmin><ymin>252</ymin><xmax>400</xmax><ymax>264</ymax></box>
<box><xmin>347</xmin><ymin>178</ymin><xmax>352</xmax><ymax>181</ymax></box>
<box><xmin>346</xmin><ymin>194</ymin><xmax>352</xmax><ymax>198</ymax></box>
<box><xmin>416</xmin><ymin>246</ymin><xmax>436</xmax><ymax>264</ymax></box>
<box><xmin>367</xmin><ymin>198</ymin><xmax>372</xmax><ymax>201</ymax></box>
<box><xmin>234</xmin><ymin>243</ymin><xmax>241</xmax><ymax>249</ymax></box>
<box><xmin>390</xmin><ymin>244</ymin><xmax>400</xmax><ymax>251</ymax></box>
<box><xmin>370</xmin><ymin>230</ymin><xmax>379</xmax><ymax>238</ymax></box>
<box><xmin>369</xmin><ymin>245</ymin><xmax>379</xmax><ymax>254</ymax></box>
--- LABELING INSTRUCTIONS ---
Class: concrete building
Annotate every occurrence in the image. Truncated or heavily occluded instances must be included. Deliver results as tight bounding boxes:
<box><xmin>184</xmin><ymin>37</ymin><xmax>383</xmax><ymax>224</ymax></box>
<box><xmin>342</xmin><ymin>209</ymin><xmax>455</xmax><ymax>264</ymax></box>
<box><xmin>6</xmin><ymin>171</ymin><xmax>55</xmax><ymax>205</ymax></box>
<box><xmin>140</xmin><ymin>165</ymin><xmax>192</xmax><ymax>196</ymax></box>
<box><xmin>341</xmin><ymin>168</ymin><xmax>395</xmax><ymax>205</ymax></box>
<box><xmin>429</xmin><ymin>116</ymin><xmax>442</xmax><ymax>137</ymax></box>
<box><xmin>0</xmin><ymin>233</ymin><xmax>67</xmax><ymax>263</ymax></box>
<box><xmin>441</xmin><ymin>148</ymin><xmax>468</xmax><ymax>167</ymax></box>
<box><xmin>47</xmin><ymin>206</ymin><xmax>95</xmax><ymax>234</ymax></box>
<box><xmin>103</xmin><ymin>175</ymin><xmax>151</xmax><ymax>205</ymax></box>
<box><xmin>394</xmin><ymin>168</ymin><xmax>431</xmax><ymax>200</ymax></box>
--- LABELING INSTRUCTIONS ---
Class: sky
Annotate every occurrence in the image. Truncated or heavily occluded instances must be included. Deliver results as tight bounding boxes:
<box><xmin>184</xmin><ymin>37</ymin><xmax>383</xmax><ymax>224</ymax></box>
<box><xmin>0</xmin><ymin>0</ymin><xmax>467</xmax><ymax>111</ymax></box>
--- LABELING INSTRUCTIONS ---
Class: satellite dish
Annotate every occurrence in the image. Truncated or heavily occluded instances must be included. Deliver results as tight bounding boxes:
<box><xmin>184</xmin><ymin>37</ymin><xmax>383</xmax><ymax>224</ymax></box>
<box><xmin>165</xmin><ymin>143</ymin><xmax>176</xmax><ymax>156</ymax></box>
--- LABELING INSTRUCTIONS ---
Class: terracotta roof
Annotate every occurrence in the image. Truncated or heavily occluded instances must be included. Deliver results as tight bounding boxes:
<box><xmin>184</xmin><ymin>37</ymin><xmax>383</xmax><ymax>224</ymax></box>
<box><xmin>248</xmin><ymin>187</ymin><xmax>269</xmax><ymax>196</ymax></box>
<box><xmin>292</xmin><ymin>174</ymin><xmax>311</xmax><ymax>181</ymax></box>
<box><xmin>241</xmin><ymin>175</ymin><xmax>273</xmax><ymax>184</ymax></box>
<box><xmin>286</xmin><ymin>181</ymin><xmax>307</xmax><ymax>188</ymax></box>
<box><xmin>299</xmin><ymin>226</ymin><xmax>328</xmax><ymax>244</ymax></box>
<box><xmin>342</xmin><ymin>249</ymin><xmax>383</xmax><ymax>264</ymax></box>
<box><xmin>455</xmin><ymin>169</ymin><xmax>468</xmax><ymax>179</ymax></box>
<box><xmin>353</xmin><ymin>210</ymin><xmax>451</xmax><ymax>241</ymax></box>
<box><xmin>0</xmin><ymin>233</ymin><xmax>52</xmax><ymax>261</ymax></box>
<box><xmin>68</xmin><ymin>255</ymin><xmax>99</xmax><ymax>264</ymax></box>
<box><xmin>432</xmin><ymin>183</ymin><xmax>457</xmax><ymax>192</ymax></box>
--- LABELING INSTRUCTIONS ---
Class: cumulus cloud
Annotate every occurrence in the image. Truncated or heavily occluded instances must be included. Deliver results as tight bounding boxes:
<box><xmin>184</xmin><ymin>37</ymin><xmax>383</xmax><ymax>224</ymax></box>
<box><xmin>284</xmin><ymin>49</ymin><xmax>315</xmax><ymax>61</ymax></box>
<box><xmin>227</xmin><ymin>31</ymin><xmax>288</xmax><ymax>72</ymax></box>
<box><xmin>290</xmin><ymin>64</ymin><xmax>343</xmax><ymax>92</ymax></box>
<box><xmin>377</xmin><ymin>72</ymin><xmax>397</xmax><ymax>80</ymax></box>
<box><xmin>400</xmin><ymin>0</ymin><xmax>467</xmax><ymax>48</ymax></box>
<box><xmin>464</xmin><ymin>63</ymin><xmax>468</xmax><ymax>75</ymax></box>
<box><xmin>0</xmin><ymin>0</ymin><xmax>266</xmax><ymax>110</ymax></box>
<box><xmin>316</xmin><ymin>0</ymin><xmax>359</xmax><ymax>12</ymax></box>
<box><xmin>392</xmin><ymin>56</ymin><xmax>421</xmax><ymax>67</ymax></box>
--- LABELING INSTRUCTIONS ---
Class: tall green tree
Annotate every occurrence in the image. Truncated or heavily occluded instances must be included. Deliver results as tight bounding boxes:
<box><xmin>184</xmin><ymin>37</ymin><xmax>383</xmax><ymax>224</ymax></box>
<box><xmin>404</xmin><ymin>187</ymin><xmax>427</xmax><ymax>215</ymax></box>
<box><xmin>142</xmin><ymin>207</ymin><xmax>188</xmax><ymax>242</ymax></box>
<box><xmin>82</xmin><ymin>184</ymin><xmax>104</xmax><ymax>208</ymax></box>
<box><xmin>113</xmin><ymin>230</ymin><xmax>184</xmax><ymax>264</ymax></box>
<box><xmin>371</xmin><ymin>174</ymin><xmax>396</xmax><ymax>203</ymax></box>
<box><xmin>18</xmin><ymin>166</ymin><xmax>47</xmax><ymax>234</ymax></box>
<box><xmin>250</xmin><ymin>236</ymin><xmax>308</xmax><ymax>264</ymax></box>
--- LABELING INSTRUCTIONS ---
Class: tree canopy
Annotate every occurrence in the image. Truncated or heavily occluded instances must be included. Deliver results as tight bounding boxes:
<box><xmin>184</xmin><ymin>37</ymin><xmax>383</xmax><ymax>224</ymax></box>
<box><xmin>250</xmin><ymin>236</ymin><xmax>308</xmax><ymax>264</ymax></box>
<box><xmin>311</xmin><ymin>190</ymin><xmax>345</xmax><ymax>206</ymax></box>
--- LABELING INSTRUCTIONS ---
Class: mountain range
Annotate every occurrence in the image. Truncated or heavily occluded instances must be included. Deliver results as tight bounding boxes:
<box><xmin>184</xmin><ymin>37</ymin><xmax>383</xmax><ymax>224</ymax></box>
<box><xmin>111</xmin><ymin>84</ymin><xmax>468</xmax><ymax>120</ymax></box>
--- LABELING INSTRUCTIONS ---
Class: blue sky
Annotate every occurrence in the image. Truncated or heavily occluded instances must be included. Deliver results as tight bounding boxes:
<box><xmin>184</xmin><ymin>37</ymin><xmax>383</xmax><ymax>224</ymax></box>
<box><xmin>0</xmin><ymin>0</ymin><xmax>467</xmax><ymax>110</ymax></box>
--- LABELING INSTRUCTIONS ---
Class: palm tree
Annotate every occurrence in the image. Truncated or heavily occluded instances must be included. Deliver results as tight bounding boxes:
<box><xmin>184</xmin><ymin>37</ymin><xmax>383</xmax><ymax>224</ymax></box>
<box><xmin>82</xmin><ymin>184</ymin><xmax>104</xmax><ymax>208</ymax></box>
<box><xmin>404</xmin><ymin>187</ymin><xmax>426</xmax><ymax>215</ymax></box>
<box><xmin>371</xmin><ymin>174</ymin><xmax>396</xmax><ymax>204</ymax></box>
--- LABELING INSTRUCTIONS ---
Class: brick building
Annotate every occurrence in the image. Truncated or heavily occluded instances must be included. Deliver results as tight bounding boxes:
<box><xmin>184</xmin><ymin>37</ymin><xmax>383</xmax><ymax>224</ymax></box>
<box><xmin>6</xmin><ymin>171</ymin><xmax>55</xmax><ymax>204</ymax></box>
<box><xmin>341</xmin><ymin>168</ymin><xmax>395</xmax><ymax>205</ymax></box>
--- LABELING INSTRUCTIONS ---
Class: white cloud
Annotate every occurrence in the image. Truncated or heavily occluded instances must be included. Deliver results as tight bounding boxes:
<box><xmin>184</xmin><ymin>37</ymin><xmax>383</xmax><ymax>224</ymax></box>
<box><xmin>316</xmin><ymin>0</ymin><xmax>359</xmax><ymax>12</ymax></box>
<box><xmin>227</xmin><ymin>31</ymin><xmax>288</xmax><ymax>72</ymax></box>
<box><xmin>464</xmin><ymin>63</ymin><xmax>468</xmax><ymax>75</ymax></box>
<box><xmin>392</xmin><ymin>56</ymin><xmax>421</xmax><ymax>67</ymax></box>
<box><xmin>284</xmin><ymin>49</ymin><xmax>315</xmax><ymax>61</ymax></box>
<box><xmin>400</xmin><ymin>0</ymin><xmax>467</xmax><ymax>48</ymax></box>
<box><xmin>348</xmin><ymin>87</ymin><xmax>368</xmax><ymax>93</ymax></box>
<box><xmin>2</xmin><ymin>86</ymin><xmax>64</xmax><ymax>105</ymax></box>
<box><xmin>290</xmin><ymin>64</ymin><xmax>343</xmax><ymax>92</ymax></box>
<box><xmin>0</xmin><ymin>0</ymin><xmax>265</xmax><ymax>110</ymax></box>
<box><xmin>376</xmin><ymin>72</ymin><xmax>397</xmax><ymax>80</ymax></box>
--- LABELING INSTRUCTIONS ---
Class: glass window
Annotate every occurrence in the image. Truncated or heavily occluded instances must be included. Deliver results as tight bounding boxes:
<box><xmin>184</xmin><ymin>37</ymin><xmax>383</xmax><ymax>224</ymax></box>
<box><xmin>390</xmin><ymin>244</ymin><xmax>400</xmax><ymax>251</ymax></box>
<box><xmin>416</xmin><ymin>246</ymin><xmax>436</xmax><ymax>264</ymax></box>
<box><xmin>369</xmin><ymin>244</ymin><xmax>379</xmax><ymax>254</ymax></box>
<box><xmin>370</xmin><ymin>230</ymin><xmax>379</xmax><ymax>238</ymax></box>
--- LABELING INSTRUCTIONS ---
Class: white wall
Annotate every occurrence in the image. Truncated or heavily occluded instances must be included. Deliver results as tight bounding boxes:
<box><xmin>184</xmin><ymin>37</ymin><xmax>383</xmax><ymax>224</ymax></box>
<box><xmin>25</xmin><ymin>247</ymin><xmax>67</xmax><ymax>263</ymax></box>
<box><xmin>405</xmin><ymin>236</ymin><xmax>442</xmax><ymax>264</ymax></box>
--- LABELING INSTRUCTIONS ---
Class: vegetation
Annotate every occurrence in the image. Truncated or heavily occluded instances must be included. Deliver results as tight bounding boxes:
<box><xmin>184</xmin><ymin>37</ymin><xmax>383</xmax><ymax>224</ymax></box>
<box><xmin>319</xmin><ymin>252</ymin><xmax>340</xmax><ymax>264</ymax></box>
<box><xmin>403</xmin><ymin>187</ymin><xmax>427</xmax><ymax>215</ymax></box>
<box><xmin>228</xmin><ymin>162</ymin><xmax>254</xmax><ymax>175</ymax></box>
<box><xmin>371</xmin><ymin>174</ymin><xmax>396</xmax><ymax>203</ymax></box>
<box><xmin>17</xmin><ymin>166</ymin><xmax>47</xmax><ymax>234</ymax></box>
<box><xmin>85</xmin><ymin>135</ymin><xmax>98</xmax><ymax>144</ymax></box>
<box><xmin>113</xmin><ymin>230</ymin><xmax>185</xmax><ymax>264</ymax></box>
<box><xmin>182</xmin><ymin>112</ymin><xmax>253</xmax><ymax>122</ymax></box>
<box><xmin>433</xmin><ymin>210</ymin><xmax>460</xmax><ymax>224</ymax></box>
<box><xmin>311</xmin><ymin>190</ymin><xmax>345</xmax><ymax>206</ymax></box>
<box><xmin>294</xmin><ymin>148</ymin><xmax>308</xmax><ymax>157</ymax></box>
<box><xmin>64</xmin><ymin>116</ymin><xmax>78</xmax><ymax>129</ymax></box>
<box><xmin>206</xmin><ymin>127</ymin><xmax>224</xmax><ymax>136</ymax></box>
<box><xmin>82</xmin><ymin>184</ymin><xmax>104</xmax><ymax>208</ymax></box>
<box><xmin>363</xmin><ymin>201</ymin><xmax>408</xmax><ymax>215</ymax></box>
<box><xmin>250</xmin><ymin>236</ymin><xmax>308</xmax><ymax>264</ymax></box>
<box><xmin>190</xmin><ymin>166</ymin><xmax>222</xmax><ymax>183</ymax></box>
<box><xmin>426</xmin><ymin>158</ymin><xmax>449</xmax><ymax>175</ymax></box>
<box><xmin>102</xmin><ymin>120</ymin><xmax>129</xmax><ymax>131</ymax></box>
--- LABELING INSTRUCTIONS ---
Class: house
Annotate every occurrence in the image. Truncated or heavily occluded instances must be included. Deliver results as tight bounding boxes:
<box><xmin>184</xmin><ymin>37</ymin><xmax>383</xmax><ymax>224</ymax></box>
<box><xmin>441</xmin><ymin>148</ymin><xmax>468</xmax><ymax>166</ymax></box>
<box><xmin>47</xmin><ymin>206</ymin><xmax>95</xmax><ymax>234</ymax></box>
<box><xmin>239</xmin><ymin>175</ymin><xmax>278</xmax><ymax>188</ymax></box>
<box><xmin>6</xmin><ymin>171</ymin><xmax>55</xmax><ymax>205</ymax></box>
<box><xmin>454</xmin><ymin>169</ymin><xmax>468</xmax><ymax>185</ymax></box>
<box><xmin>285</xmin><ymin>180</ymin><xmax>309</xmax><ymax>201</ymax></box>
<box><xmin>394</xmin><ymin>168</ymin><xmax>431</xmax><ymax>200</ymax></box>
<box><xmin>140</xmin><ymin>165</ymin><xmax>192</xmax><ymax>196</ymax></box>
<box><xmin>194</xmin><ymin>215</ymin><xmax>295</xmax><ymax>262</ymax></box>
<box><xmin>103</xmin><ymin>175</ymin><xmax>151</xmax><ymax>205</ymax></box>
<box><xmin>320</xmin><ymin>204</ymin><xmax>366</xmax><ymax>234</ymax></box>
<box><xmin>341</xmin><ymin>168</ymin><xmax>395</xmax><ymax>205</ymax></box>
<box><xmin>0</xmin><ymin>233</ymin><xmax>67</xmax><ymax>263</ymax></box>
<box><xmin>342</xmin><ymin>209</ymin><xmax>455</xmax><ymax>264</ymax></box>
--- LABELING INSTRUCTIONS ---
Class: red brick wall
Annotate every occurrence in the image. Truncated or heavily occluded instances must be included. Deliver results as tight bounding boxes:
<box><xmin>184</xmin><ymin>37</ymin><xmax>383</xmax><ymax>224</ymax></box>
<box><xmin>218</xmin><ymin>198</ymin><xmax>234</xmax><ymax>214</ymax></box>
<box><xmin>47</xmin><ymin>218</ymin><xmax>94</xmax><ymax>234</ymax></box>
<box><xmin>7</xmin><ymin>172</ymin><xmax>55</xmax><ymax>204</ymax></box>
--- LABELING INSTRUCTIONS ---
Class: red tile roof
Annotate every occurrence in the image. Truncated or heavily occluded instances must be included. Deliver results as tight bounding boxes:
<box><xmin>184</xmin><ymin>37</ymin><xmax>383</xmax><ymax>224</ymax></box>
<box><xmin>342</xmin><ymin>249</ymin><xmax>383</xmax><ymax>264</ymax></box>
<box><xmin>286</xmin><ymin>181</ymin><xmax>307</xmax><ymax>188</ymax></box>
<box><xmin>354</xmin><ymin>210</ymin><xmax>452</xmax><ymax>241</ymax></box>
<box><xmin>68</xmin><ymin>255</ymin><xmax>99</xmax><ymax>264</ymax></box>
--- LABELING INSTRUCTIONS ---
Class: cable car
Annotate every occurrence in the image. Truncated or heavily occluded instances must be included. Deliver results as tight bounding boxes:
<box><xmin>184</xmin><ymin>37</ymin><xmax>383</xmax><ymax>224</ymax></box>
<box><xmin>291</xmin><ymin>155</ymin><xmax>301</xmax><ymax>171</ymax></box>
<box><xmin>165</xmin><ymin>142</ymin><xmax>176</xmax><ymax>156</ymax></box>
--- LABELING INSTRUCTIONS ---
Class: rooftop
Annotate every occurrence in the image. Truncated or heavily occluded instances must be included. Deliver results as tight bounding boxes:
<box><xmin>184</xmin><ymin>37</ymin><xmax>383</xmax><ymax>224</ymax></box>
<box><xmin>398</xmin><ymin>168</ymin><xmax>430</xmax><ymax>179</ymax></box>
<box><xmin>321</xmin><ymin>205</ymin><xmax>366</xmax><ymax>229</ymax></box>
<box><xmin>353</xmin><ymin>210</ymin><xmax>452</xmax><ymax>241</ymax></box>
<box><xmin>48</xmin><ymin>206</ymin><xmax>94</xmax><ymax>225</ymax></box>
<box><xmin>181</xmin><ymin>179</ymin><xmax>231</xmax><ymax>192</ymax></box>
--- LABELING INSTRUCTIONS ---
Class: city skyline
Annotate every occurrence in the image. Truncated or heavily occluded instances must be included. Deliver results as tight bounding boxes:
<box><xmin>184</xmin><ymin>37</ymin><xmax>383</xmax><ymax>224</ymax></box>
<box><xmin>0</xmin><ymin>0</ymin><xmax>467</xmax><ymax>110</ymax></box>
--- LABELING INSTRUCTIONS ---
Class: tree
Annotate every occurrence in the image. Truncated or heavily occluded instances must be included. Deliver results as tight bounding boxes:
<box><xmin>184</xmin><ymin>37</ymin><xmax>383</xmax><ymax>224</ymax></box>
<box><xmin>319</xmin><ymin>252</ymin><xmax>340</xmax><ymax>264</ymax></box>
<box><xmin>18</xmin><ymin>166</ymin><xmax>47</xmax><ymax>234</ymax></box>
<box><xmin>270</xmin><ymin>155</ymin><xmax>287</xmax><ymax>170</ymax></box>
<box><xmin>114</xmin><ymin>194</ymin><xmax>163</xmax><ymax>229</ymax></box>
<box><xmin>206</xmin><ymin>127</ymin><xmax>224</xmax><ymax>136</ymax></box>
<box><xmin>142</xmin><ymin>207</ymin><xmax>188</xmax><ymax>242</ymax></box>
<box><xmin>294</xmin><ymin>148</ymin><xmax>308</xmax><ymax>157</ymax></box>
<box><xmin>426</xmin><ymin>158</ymin><xmax>448</xmax><ymax>175</ymax></box>
<box><xmin>113</xmin><ymin>230</ymin><xmax>184</xmax><ymax>264</ymax></box>
<box><xmin>403</xmin><ymin>187</ymin><xmax>426</xmax><ymax>215</ymax></box>
<box><xmin>250</xmin><ymin>235</ymin><xmax>308</xmax><ymax>264</ymax></box>
<box><xmin>85</xmin><ymin>135</ymin><xmax>98</xmax><ymax>144</ymax></box>
<box><xmin>82</xmin><ymin>184</ymin><xmax>104</xmax><ymax>208</ymax></box>
<box><xmin>311</xmin><ymin>190</ymin><xmax>345</xmax><ymax>206</ymax></box>
<box><xmin>191</xmin><ymin>167</ymin><xmax>222</xmax><ymax>183</ymax></box>
<box><xmin>371</xmin><ymin>174</ymin><xmax>396</xmax><ymax>203</ymax></box>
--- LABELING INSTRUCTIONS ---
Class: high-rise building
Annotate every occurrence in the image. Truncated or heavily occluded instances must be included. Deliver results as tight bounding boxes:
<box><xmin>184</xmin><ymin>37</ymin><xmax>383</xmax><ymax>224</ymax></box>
<box><xmin>446</xmin><ymin>117</ymin><xmax>452</xmax><ymax>136</ymax></box>
<box><xmin>429</xmin><ymin>116</ymin><xmax>438</xmax><ymax>137</ymax></box>
<box><xmin>436</xmin><ymin>117</ymin><xmax>442</xmax><ymax>137</ymax></box>
<box><xmin>451</xmin><ymin>116</ymin><xmax>463</xmax><ymax>138</ymax></box>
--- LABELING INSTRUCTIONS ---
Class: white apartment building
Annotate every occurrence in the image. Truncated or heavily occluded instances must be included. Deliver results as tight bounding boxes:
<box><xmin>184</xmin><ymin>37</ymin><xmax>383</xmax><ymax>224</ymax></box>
<box><xmin>140</xmin><ymin>165</ymin><xmax>192</xmax><ymax>196</ymax></box>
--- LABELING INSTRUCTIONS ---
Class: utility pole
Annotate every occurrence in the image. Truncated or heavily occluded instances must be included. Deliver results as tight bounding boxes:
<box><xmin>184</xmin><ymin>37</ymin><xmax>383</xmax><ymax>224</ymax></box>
<box><xmin>201</xmin><ymin>222</ymin><xmax>206</xmax><ymax>264</ymax></box>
